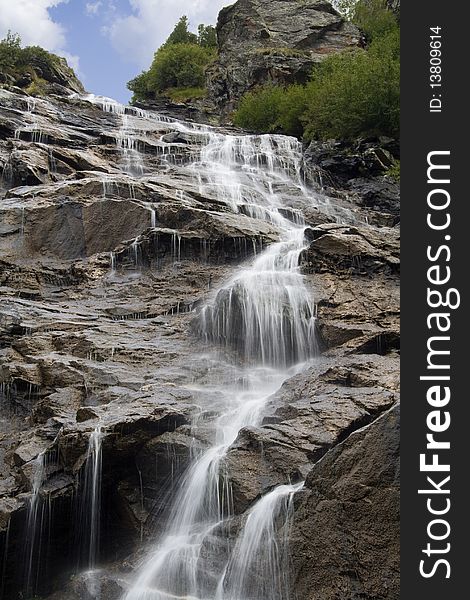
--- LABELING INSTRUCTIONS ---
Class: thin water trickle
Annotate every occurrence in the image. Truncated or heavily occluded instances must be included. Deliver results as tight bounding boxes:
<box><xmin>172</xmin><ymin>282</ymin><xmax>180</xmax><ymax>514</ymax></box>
<box><xmin>149</xmin><ymin>207</ymin><xmax>157</xmax><ymax>229</ymax></box>
<box><xmin>216</xmin><ymin>482</ymin><xmax>304</xmax><ymax>600</ymax></box>
<box><xmin>78</xmin><ymin>427</ymin><xmax>104</xmax><ymax>571</ymax></box>
<box><xmin>110</xmin><ymin>252</ymin><xmax>117</xmax><ymax>274</ymax></box>
<box><xmin>24</xmin><ymin>453</ymin><xmax>46</xmax><ymax>596</ymax></box>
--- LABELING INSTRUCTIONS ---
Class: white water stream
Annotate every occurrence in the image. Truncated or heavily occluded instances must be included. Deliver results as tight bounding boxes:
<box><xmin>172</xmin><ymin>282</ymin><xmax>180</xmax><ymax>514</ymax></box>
<box><xmin>11</xmin><ymin>92</ymin><xmax>353</xmax><ymax>599</ymax></box>
<box><xmin>80</xmin><ymin>427</ymin><xmax>104</xmax><ymax>570</ymax></box>
<box><xmin>74</xmin><ymin>95</ymin><xmax>320</xmax><ymax>600</ymax></box>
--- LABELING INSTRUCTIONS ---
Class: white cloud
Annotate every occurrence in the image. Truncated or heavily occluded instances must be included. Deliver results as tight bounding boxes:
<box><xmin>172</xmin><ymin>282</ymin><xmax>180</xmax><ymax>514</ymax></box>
<box><xmin>86</xmin><ymin>1</ymin><xmax>103</xmax><ymax>16</ymax></box>
<box><xmin>0</xmin><ymin>0</ymin><xmax>80</xmax><ymax>74</ymax></box>
<box><xmin>0</xmin><ymin>0</ymin><xmax>66</xmax><ymax>50</ymax></box>
<box><xmin>104</xmin><ymin>0</ymin><xmax>230</xmax><ymax>69</ymax></box>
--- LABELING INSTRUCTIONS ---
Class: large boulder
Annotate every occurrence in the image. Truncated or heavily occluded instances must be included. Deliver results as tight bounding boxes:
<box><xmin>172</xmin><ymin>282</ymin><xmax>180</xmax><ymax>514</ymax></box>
<box><xmin>207</xmin><ymin>0</ymin><xmax>360</xmax><ymax>111</ymax></box>
<box><xmin>290</xmin><ymin>403</ymin><xmax>400</xmax><ymax>600</ymax></box>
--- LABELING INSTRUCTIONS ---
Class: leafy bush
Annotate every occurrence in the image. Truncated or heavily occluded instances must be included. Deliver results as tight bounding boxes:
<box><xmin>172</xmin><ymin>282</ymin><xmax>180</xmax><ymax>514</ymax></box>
<box><xmin>165</xmin><ymin>86</ymin><xmax>207</xmax><ymax>102</ymax></box>
<box><xmin>353</xmin><ymin>0</ymin><xmax>398</xmax><ymax>41</ymax></box>
<box><xmin>146</xmin><ymin>43</ymin><xmax>214</xmax><ymax>92</ymax></box>
<box><xmin>387</xmin><ymin>159</ymin><xmax>400</xmax><ymax>181</ymax></box>
<box><xmin>303</xmin><ymin>28</ymin><xmax>399</xmax><ymax>140</ymax></box>
<box><xmin>0</xmin><ymin>31</ymin><xmax>64</xmax><ymax>90</ymax></box>
<box><xmin>234</xmin><ymin>0</ymin><xmax>399</xmax><ymax>141</ymax></box>
<box><xmin>234</xmin><ymin>86</ymin><xmax>285</xmax><ymax>133</ymax></box>
<box><xmin>128</xmin><ymin>15</ymin><xmax>217</xmax><ymax>102</ymax></box>
<box><xmin>234</xmin><ymin>85</ymin><xmax>307</xmax><ymax>137</ymax></box>
<box><xmin>0</xmin><ymin>31</ymin><xmax>22</xmax><ymax>71</ymax></box>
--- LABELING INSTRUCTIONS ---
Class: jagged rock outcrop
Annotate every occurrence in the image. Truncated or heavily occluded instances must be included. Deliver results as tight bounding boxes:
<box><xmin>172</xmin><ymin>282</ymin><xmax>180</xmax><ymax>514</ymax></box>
<box><xmin>206</xmin><ymin>0</ymin><xmax>361</xmax><ymax>111</ymax></box>
<box><xmin>290</xmin><ymin>404</ymin><xmax>400</xmax><ymax>600</ymax></box>
<box><xmin>304</xmin><ymin>139</ymin><xmax>400</xmax><ymax>223</ymax></box>
<box><xmin>0</xmin><ymin>53</ymin><xmax>84</xmax><ymax>97</ymax></box>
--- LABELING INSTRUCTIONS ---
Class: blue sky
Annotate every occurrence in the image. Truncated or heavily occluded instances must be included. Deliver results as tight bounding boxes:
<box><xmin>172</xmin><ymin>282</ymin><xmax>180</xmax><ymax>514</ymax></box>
<box><xmin>0</xmin><ymin>0</ymin><xmax>230</xmax><ymax>103</ymax></box>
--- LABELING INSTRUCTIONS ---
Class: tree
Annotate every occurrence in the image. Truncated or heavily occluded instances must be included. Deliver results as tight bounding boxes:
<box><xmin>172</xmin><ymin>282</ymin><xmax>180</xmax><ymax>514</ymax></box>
<box><xmin>165</xmin><ymin>16</ymin><xmax>198</xmax><ymax>46</ymax></box>
<box><xmin>127</xmin><ymin>15</ymin><xmax>218</xmax><ymax>102</ymax></box>
<box><xmin>0</xmin><ymin>30</ymin><xmax>22</xmax><ymax>71</ymax></box>
<box><xmin>198</xmin><ymin>24</ymin><xmax>217</xmax><ymax>48</ymax></box>
<box><xmin>146</xmin><ymin>43</ymin><xmax>215</xmax><ymax>92</ymax></box>
<box><xmin>127</xmin><ymin>71</ymin><xmax>151</xmax><ymax>100</ymax></box>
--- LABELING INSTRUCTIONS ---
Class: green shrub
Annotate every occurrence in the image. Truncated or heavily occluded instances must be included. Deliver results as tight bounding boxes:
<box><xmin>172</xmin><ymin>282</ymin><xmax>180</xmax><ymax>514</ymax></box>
<box><xmin>128</xmin><ymin>15</ymin><xmax>217</xmax><ymax>102</ymax></box>
<box><xmin>353</xmin><ymin>0</ymin><xmax>398</xmax><ymax>41</ymax></box>
<box><xmin>0</xmin><ymin>32</ymin><xmax>63</xmax><ymax>85</ymax></box>
<box><xmin>0</xmin><ymin>31</ymin><xmax>22</xmax><ymax>71</ymax></box>
<box><xmin>165</xmin><ymin>86</ymin><xmax>207</xmax><ymax>102</ymax></box>
<box><xmin>19</xmin><ymin>45</ymin><xmax>57</xmax><ymax>68</ymax></box>
<box><xmin>25</xmin><ymin>78</ymin><xmax>48</xmax><ymax>96</ymax></box>
<box><xmin>234</xmin><ymin>85</ymin><xmax>307</xmax><ymax>137</ymax></box>
<box><xmin>387</xmin><ymin>159</ymin><xmax>400</xmax><ymax>181</ymax></box>
<box><xmin>303</xmin><ymin>27</ymin><xmax>399</xmax><ymax>140</ymax></box>
<box><xmin>146</xmin><ymin>43</ymin><xmax>215</xmax><ymax>92</ymax></box>
<box><xmin>234</xmin><ymin>86</ymin><xmax>285</xmax><ymax>133</ymax></box>
<box><xmin>127</xmin><ymin>71</ymin><xmax>151</xmax><ymax>101</ymax></box>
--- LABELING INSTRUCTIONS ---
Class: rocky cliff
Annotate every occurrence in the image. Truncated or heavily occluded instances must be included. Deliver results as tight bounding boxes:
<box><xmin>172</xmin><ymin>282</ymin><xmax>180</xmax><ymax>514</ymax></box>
<box><xmin>0</xmin><ymin>51</ymin><xmax>84</xmax><ymax>97</ymax></box>
<box><xmin>0</xmin><ymin>5</ymin><xmax>399</xmax><ymax>599</ymax></box>
<box><xmin>207</xmin><ymin>0</ymin><xmax>361</xmax><ymax>111</ymax></box>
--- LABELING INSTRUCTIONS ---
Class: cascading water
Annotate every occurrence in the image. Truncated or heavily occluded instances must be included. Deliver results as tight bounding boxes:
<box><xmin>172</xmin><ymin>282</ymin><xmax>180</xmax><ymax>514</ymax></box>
<box><xmin>117</xmin><ymin>114</ymin><xmax>145</xmax><ymax>176</ymax></box>
<box><xmin>216</xmin><ymin>482</ymin><xmax>304</xmax><ymax>600</ymax></box>
<box><xmin>59</xmin><ymin>93</ymin><xmax>357</xmax><ymax>600</ymax></box>
<box><xmin>78</xmin><ymin>427</ymin><xmax>104</xmax><ymax>570</ymax></box>
<box><xmin>24</xmin><ymin>452</ymin><xmax>47</xmax><ymax>597</ymax></box>
<box><xmin>1</xmin><ymin>89</ymin><xmax>357</xmax><ymax>600</ymax></box>
<box><xmin>113</xmin><ymin>105</ymin><xmax>317</xmax><ymax>600</ymax></box>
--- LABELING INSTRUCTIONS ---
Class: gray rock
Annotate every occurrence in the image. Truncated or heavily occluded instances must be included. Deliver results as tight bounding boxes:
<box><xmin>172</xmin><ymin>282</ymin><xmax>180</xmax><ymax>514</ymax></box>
<box><xmin>290</xmin><ymin>404</ymin><xmax>400</xmax><ymax>600</ymax></box>
<box><xmin>207</xmin><ymin>0</ymin><xmax>360</xmax><ymax>111</ymax></box>
<box><xmin>224</xmin><ymin>355</ymin><xmax>399</xmax><ymax>512</ymax></box>
<box><xmin>304</xmin><ymin>139</ymin><xmax>400</xmax><ymax>220</ymax></box>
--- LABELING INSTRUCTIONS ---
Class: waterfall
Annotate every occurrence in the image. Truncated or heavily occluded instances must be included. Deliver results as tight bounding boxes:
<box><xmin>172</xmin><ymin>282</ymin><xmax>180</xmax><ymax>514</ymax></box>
<box><xmin>117</xmin><ymin>114</ymin><xmax>145</xmax><ymax>176</ymax></box>
<box><xmin>216</xmin><ymin>482</ymin><xmax>304</xmax><ymax>600</ymax></box>
<box><xmin>78</xmin><ymin>427</ymin><xmax>104</xmax><ymax>571</ymax></box>
<box><xmin>64</xmin><ymin>94</ymin><xmax>337</xmax><ymax>600</ymax></box>
<box><xmin>24</xmin><ymin>452</ymin><xmax>47</xmax><ymax>596</ymax></box>
<box><xmin>124</xmin><ymin>368</ymin><xmax>299</xmax><ymax>600</ymax></box>
<box><xmin>112</xmin><ymin>103</ymin><xmax>316</xmax><ymax>600</ymax></box>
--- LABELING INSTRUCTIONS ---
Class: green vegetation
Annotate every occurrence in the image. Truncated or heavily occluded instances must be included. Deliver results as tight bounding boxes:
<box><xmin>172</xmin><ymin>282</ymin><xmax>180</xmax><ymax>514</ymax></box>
<box><xmin>165</xmin><ymin>86</ymin><xmax>207</xmax><ymax>103</ymax></box>
<box><xmin>128</xmin><ymin>16</ymin><xmax>217</xmax><ymax>103</ymax></box>
<box><xmin>0</xmin><ymin>31</ymin><xmax>70</xmax><ymax>96</ymax></box>
<box><xmin>234</xmin><ymin>0</ymin><xmax>400</xmax><ymax>142</ymax></box>
<box><xmin>234</xmin><ymin>85</ymin><xmax>307</xmax><ymax>138</ymax></box>
<box><xmin>387</xmin><ymin>159</ymin><xmax>401</xmax><ymax>181</ymax></box>
<box><xmin>0</xmin><ymin>31</ymin><xmax>22</xmax><ymax>71</ymax></box>
<box><xmin>303</xmin><ymin>27</ymin><xmax>399</xmax><ymax>141</ymax></box>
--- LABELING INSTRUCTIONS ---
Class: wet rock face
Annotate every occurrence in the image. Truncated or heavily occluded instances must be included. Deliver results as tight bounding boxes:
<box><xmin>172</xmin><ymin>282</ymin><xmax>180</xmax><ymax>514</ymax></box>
<box><xmin>0</xmin><ymin>85</ymin><xmax>399</xmax><ymax>600</ymax></box>
<box><xmin>304</xmin><ymin>139</ymin><xmax>400</xmax><ymax>223</ymax></box>
<box><xmin>207</xmin><ymin>0</ymin><xmax>361</xmax><ymax>111</ymax></box>
<box><xmin>290</xmin><ymin>404</ymin><xmax>400</xmax><ymax>600</ymax></box>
